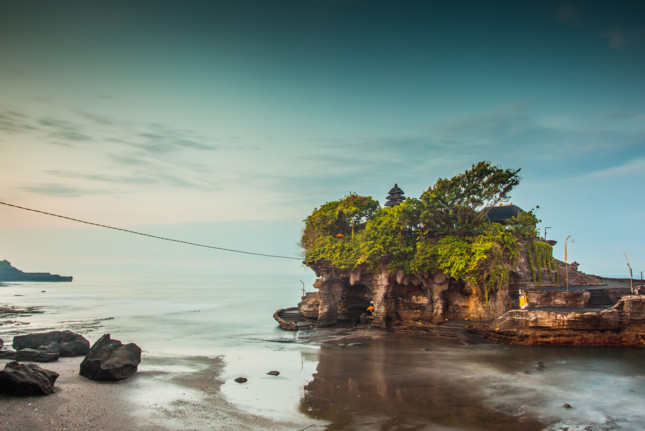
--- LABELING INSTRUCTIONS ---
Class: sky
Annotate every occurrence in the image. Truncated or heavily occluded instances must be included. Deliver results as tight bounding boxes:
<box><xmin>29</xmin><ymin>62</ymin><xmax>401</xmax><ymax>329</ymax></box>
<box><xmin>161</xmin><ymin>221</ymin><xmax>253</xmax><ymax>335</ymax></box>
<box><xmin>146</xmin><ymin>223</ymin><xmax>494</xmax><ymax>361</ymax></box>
<box><xmin>1</xmin><ymin>0</ymin><xmax>644</xmax><ymax>278</ymax></box>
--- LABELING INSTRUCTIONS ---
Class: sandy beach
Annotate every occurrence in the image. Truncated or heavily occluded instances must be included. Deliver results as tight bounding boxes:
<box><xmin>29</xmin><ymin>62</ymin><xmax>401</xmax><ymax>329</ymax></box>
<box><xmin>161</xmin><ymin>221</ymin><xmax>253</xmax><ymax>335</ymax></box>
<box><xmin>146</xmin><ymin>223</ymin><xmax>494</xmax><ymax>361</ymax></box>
<box><xmin>0</xmin><ymin>354</ymin><xmax>320</xmax><ymax>431</ymax></box>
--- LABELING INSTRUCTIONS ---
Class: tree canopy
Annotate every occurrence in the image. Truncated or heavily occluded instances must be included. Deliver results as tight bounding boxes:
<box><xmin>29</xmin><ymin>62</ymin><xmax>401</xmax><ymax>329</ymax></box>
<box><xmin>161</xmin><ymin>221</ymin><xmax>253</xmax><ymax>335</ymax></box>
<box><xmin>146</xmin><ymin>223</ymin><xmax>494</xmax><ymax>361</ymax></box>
<box><xmin>301</xmin><ymin>162</ymin><xmax>543</xmax><ymax>301</ymax></box>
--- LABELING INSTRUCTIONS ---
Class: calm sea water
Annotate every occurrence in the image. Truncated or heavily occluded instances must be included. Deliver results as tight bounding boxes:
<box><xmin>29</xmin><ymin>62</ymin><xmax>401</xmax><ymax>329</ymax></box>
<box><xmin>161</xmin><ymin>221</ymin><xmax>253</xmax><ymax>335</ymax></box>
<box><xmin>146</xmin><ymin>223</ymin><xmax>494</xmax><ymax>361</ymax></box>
<box><xmin>2</xmin><ymin>275</ymin><xmax>645</xmax><ymax>430</ymax></box>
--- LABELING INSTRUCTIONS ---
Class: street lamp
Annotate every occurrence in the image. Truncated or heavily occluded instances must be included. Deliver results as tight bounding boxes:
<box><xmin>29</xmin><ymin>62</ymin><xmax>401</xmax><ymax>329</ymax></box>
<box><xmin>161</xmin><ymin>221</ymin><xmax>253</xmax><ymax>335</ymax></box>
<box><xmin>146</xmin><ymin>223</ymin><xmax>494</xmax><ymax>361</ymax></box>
<box><xmin>565</xmin><ymin>235</ymin><xmax>573</xmax><ymax>292</ymax></box>
<box><xmin>624</xmin><ymin>253</ymin><xmax>633</xmax><ymax>294</ymax></box>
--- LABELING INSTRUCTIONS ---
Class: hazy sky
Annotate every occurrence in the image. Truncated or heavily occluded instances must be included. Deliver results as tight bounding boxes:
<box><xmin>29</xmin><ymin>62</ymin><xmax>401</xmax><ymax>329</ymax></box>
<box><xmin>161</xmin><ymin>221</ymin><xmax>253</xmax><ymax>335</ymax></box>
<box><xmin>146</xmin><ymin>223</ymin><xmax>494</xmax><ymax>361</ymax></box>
<box><xmin>1</xmin><ymin>1</ymin><xmax>644</xmax><ymax>277</ymax></box>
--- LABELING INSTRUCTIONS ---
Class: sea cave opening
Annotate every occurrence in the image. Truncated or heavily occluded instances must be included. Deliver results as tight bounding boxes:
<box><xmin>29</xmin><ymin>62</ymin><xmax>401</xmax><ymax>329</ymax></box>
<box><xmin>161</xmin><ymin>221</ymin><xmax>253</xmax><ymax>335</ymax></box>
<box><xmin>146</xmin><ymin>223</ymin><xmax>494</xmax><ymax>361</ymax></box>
<box><xmin>339</xmin><ymin>281</ymin><xmax>371</xmax><ymax>324</ymax></box>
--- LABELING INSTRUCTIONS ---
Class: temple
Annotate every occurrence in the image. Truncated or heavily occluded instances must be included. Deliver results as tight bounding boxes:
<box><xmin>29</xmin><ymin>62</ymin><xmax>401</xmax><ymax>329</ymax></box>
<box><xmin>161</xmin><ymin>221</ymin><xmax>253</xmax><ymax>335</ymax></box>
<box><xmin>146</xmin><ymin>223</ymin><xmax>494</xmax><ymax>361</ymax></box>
<box><xmin>275</xmin><ymin>168</ymin><xmax>645</xmax><ymax>346</ymax></box>
<box><xmin>486</xmin><ymin>203</ymin><xmax>523</xmax><ymax>224</ymax></box>
<box><xmin>384</xmin><ymin>184</ymin><xmax>405</xmax><ymax>207</ymax></box>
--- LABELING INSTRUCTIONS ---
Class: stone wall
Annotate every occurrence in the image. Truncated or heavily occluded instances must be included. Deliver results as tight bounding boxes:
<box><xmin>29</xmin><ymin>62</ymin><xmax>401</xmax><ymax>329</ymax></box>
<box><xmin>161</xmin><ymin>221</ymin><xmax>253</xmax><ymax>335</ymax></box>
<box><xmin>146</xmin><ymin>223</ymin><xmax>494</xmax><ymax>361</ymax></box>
<box><xmin>526</xmin><ymin>290</ymin><xmax>590</xmax><ymax>308</ymax></box>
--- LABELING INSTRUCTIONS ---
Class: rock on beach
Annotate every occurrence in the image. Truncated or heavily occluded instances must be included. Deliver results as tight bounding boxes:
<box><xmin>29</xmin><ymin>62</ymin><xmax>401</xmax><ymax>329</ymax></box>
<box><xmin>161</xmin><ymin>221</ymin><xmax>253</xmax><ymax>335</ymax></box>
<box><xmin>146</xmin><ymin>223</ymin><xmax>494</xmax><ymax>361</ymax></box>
<box><xmin>0</xmin><ymin>361</ymin><xmax>59</xmax><ymax>396</ymax></box>
<box><xmin>80</xmin><ymin>334</ymin><xmax>141</xmax><ymax>381</ymax></box>
<box><xmin>13</xmin><ymin>330</ymin><xmax>90</xmax><ymax>357</ymax></box>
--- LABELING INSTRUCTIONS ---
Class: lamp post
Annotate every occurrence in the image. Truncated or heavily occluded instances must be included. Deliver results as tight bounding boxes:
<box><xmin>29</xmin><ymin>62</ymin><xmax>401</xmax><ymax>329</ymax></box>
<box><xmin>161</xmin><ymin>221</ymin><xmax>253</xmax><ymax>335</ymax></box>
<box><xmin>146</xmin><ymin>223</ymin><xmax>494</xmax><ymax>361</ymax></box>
<box><xmin>624</xmin><ymin>253</ymin><xmax>633</xmax><ymax>294</ymax></box>
<box><xmin>564</xmin><ymin>235</ymin><xmax>572</xmax><ymax>292</ymax></box>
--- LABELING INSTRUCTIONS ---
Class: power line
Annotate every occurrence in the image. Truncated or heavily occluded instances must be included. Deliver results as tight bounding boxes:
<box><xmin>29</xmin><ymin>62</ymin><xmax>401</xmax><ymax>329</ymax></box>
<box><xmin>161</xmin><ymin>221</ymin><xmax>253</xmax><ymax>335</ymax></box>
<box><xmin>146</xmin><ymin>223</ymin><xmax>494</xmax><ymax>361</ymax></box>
<box><xmin>0</xmin><ymin>200</ymin><xmax>302</xmax><ymax>261</ymax></box>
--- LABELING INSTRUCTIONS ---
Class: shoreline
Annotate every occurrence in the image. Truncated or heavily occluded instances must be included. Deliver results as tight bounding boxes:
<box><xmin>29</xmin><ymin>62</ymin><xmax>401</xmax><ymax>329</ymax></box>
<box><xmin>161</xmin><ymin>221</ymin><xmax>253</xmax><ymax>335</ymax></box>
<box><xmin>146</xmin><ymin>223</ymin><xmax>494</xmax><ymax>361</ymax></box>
<box><xmin>3</xmin><ymin>281</ymin><xmax>645</xmax><ymax>430</ymax></box>
<box><xmin>0</xmin><ymin>354</ymin><xmax>319</xmax><ymax>431</ymax></box>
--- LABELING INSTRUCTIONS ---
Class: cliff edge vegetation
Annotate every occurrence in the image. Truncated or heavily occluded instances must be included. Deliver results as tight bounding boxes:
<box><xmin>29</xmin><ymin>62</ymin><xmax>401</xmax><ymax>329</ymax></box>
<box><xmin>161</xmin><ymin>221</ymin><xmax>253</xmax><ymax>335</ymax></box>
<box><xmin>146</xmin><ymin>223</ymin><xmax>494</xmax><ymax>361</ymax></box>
<box><xmin>301</xmin><ymin>161</ymin><xmax>546</xmax><ymax>303</ymax></box>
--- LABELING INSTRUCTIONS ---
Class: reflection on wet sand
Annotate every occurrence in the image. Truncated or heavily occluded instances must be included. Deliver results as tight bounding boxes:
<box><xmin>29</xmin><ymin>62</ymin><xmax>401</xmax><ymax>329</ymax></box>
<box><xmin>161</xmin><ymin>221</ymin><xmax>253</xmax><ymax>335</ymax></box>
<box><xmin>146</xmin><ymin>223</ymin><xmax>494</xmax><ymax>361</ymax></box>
<box><xmin>300</xmin><ymin>335</ymin><xmax>545</xmax><ymax>430</ymax></box>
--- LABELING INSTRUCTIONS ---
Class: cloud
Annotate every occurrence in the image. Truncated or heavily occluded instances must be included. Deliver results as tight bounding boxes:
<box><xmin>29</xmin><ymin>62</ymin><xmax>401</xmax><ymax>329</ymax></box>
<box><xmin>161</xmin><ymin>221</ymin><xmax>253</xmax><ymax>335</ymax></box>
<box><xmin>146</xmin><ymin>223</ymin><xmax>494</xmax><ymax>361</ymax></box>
<box><xmin>45</xmin><ymin>169</ymin><xmax>157</xmax><ymax>185</ymax></box>
<box><xmin>108</xmin><ymin>153</ymin><xmax>152</xmax><ymax>167</ymax></box>
<box><xmin>44</xmin><ymin>166</ymin><xmax>216</xmax><ymax>191</ymax></box>
<box><xmin>0</xmin><ymin>110</ymin><xmax>39</xmax><ymax>134</ymax></box>
<box><xmin>20</xmin><ymin>183</ymin><xmax>104</xmax><ymax>197</ymax></box>
<box><xmin>38</xmin><ymin>117</ymin><xmax>92</xmax><ymax>142</ymax></box>
<box><xmin>586</xmin><ymin>158</ymin><xmax>645</xmax><ymax>178</ymax></box>
<box><xmin>603</xmin><ymin>28</ymin><xmax>627</xmax><ymax>50</ymax></box>
<box><xmin>77</xmin><ymin>111</ymin><xmax>115</xmax><ymax>126</ymax></box>
<box><xmin>1</xmin><ymin>107</ymin><xmax>217</xmax><ymax>152</ymax></box>
<box><xmin>305</xmin><ymin>107</ymin><xmax>645</xmax><ymax>187</ymax></box>
<box><xmin>131</xmin><ymin>127</ymin><xmax>215</xmax><ymax>154</ymax></box>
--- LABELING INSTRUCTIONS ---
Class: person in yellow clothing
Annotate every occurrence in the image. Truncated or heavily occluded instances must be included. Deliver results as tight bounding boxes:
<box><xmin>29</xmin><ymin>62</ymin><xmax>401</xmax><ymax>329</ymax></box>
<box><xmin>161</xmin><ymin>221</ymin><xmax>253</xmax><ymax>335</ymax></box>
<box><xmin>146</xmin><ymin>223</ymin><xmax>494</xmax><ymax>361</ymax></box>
<box><xmin>366</xmin><ymin>301</ymin><xmax>375</xmax><ymax>315</ymax></box>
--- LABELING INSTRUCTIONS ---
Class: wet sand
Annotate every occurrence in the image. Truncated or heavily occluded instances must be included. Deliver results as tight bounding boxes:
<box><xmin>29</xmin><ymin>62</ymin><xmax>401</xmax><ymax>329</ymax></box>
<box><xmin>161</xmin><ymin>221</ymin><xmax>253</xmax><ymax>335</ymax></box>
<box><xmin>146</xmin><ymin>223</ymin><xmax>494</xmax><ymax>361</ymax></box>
<box><xmin>0</xmin><ymin>355</ymin><xmax>316</xmax><ymax>431</ymax></box>
<box><xmin>2</xmin><ymin>328</ymin><xmax>645</xmax><ymax>430</ymax></box>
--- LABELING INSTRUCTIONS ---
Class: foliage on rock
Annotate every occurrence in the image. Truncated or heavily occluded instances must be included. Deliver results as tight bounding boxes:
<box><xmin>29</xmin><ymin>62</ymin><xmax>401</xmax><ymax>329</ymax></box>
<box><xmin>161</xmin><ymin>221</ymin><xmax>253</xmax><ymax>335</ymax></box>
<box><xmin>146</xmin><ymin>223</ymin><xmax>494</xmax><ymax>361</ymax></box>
<box><xmin>301</xmin><ymin>194</ymin><xmax>380</xmax><ymax>250</ymax></box>
<box><xmin>302</xmin><ymin>162</ymin><xmax>539</xmax><ymax>302</ymax></box>
<box><xmin>526</xmin><ymin>239</ymin><xmax>555</xmax><ymax>284</ymax></box>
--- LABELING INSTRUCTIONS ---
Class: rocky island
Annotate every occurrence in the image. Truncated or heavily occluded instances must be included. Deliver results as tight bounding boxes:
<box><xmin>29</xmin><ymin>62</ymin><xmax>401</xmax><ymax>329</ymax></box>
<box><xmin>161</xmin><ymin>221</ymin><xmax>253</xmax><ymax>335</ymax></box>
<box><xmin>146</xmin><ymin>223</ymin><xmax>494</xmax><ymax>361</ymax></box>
<box><xmin>0</xmin><ymin>259</ymin><xmax>72</xmax><ymax>282</ymax></box>
<box><xmin>275</xmin><ymin>162</ymin><xmax>644</xmax><ymax>347</ymax></box>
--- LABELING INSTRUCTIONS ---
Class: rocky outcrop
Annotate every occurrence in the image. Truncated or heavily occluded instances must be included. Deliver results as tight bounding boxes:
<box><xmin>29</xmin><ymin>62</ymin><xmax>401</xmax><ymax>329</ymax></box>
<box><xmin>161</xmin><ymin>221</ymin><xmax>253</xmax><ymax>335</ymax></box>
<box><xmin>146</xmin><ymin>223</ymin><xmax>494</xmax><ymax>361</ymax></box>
<box><xmin>0</xmin><ymin>361</ymin><xmax>59</xmax><ymax>395</ymax></box>
<box><xmin>298</xmin><ymin>292</ymin><xmax>320</xmax><ymax>319</ymax></box>
<box><xmin>13</xmin><ymin>330</ymin><xmax>90</xmax><ymax>357</ymax></box>
<box><xmin>80</xmin><ymin>334</ymin><xmax>141</xmax><ymax>381</ymax></box>
<box><xmin>290</xmin><ymin>241</ymin><xmax>610</xmax><ymax>331</ymax></box>
<box><xmin>479</xmin><ymin>296</ymin><xmax>645</xmax><ymax>346</ymax></box>
<box><xmin>300</xmin><ymin>262</ymin><xmax>514</xmax><ymax>329</ymax></box>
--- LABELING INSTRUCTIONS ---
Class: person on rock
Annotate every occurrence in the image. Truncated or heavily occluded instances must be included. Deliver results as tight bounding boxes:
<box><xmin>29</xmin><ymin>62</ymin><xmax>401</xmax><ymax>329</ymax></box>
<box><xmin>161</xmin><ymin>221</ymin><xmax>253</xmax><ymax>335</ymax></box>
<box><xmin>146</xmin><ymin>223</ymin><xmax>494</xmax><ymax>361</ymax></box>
<box><xmin>366</xmin><ymin>301</ymin><xmax>375</xmax><ymax>315</ymax></box>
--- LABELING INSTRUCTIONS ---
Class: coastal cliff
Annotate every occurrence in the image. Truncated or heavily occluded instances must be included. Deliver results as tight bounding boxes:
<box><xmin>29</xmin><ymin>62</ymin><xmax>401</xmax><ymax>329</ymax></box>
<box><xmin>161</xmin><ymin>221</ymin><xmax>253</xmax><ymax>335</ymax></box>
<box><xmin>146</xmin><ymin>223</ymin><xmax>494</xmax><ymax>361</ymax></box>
<box><xmin>0</xmin><ymin>260</ymin><xmax>73</xmax><ymax>282</ymax></box>
<box><xmin>300</xmin><ymin>247</ymin><xmax>604</xmax><ymax>329</ymax></box>
<box><xmin>275</xmin><ymin>162</ymin><xmax>643</xmax><ymax>346</ymax></box>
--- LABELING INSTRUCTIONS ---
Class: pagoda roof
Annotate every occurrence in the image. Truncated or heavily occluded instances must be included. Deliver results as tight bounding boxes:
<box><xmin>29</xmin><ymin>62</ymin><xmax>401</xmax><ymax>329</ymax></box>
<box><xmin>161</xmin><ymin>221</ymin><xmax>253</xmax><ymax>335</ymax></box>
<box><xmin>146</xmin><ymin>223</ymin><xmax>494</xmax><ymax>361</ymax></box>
<box><xmin>388</xmin><ymin>184</ymin><xmax>403</xmax><ymax>194</ymax></box>
<box><xmin>486</xmin><ymin>204</ymin><xmax>523</xmax><ymax>223</ymax></box>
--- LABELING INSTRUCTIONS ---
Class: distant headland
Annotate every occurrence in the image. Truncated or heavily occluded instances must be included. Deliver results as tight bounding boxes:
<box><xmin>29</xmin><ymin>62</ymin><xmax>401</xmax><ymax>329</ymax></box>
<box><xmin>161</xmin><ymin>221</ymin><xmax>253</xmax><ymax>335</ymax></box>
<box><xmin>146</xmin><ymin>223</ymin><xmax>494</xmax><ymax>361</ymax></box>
<box><xmin>0</xmin><ymin>260</ymin><xmax>73</xmax><ymax>282</ymax></box>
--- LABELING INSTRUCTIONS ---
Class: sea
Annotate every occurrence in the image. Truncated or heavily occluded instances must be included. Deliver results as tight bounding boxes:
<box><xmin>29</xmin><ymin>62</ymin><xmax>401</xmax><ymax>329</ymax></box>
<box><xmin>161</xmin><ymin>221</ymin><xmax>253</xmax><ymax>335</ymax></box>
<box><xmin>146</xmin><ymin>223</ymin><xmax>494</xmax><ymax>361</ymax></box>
<box><xmin>1</xmin><ymin>273</ymin><xmax>645</xmax><ymax>431</ymax></box>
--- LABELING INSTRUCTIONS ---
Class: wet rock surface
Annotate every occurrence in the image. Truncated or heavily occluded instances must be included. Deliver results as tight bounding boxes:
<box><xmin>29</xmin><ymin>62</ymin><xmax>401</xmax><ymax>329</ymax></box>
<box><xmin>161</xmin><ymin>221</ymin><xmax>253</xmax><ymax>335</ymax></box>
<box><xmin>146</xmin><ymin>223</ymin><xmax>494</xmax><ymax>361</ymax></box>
<box><xmin>16</xmin><ymin>348</ymin><xmax>60</xmax><ymax>362</ymax></box>
<box><xmin>13</xmin><ymin>330</ymin><xmax>90</xmax><ymax>357</ymax></box>
<box><xmin>479</xmin><ymin>296</ymin><xmax>645</xmax><ymax>346</ymax></box>
<box><xmin>0</xmin><ymin>361</ymin><xmax>59</xmax><ymax>396</ymax></box>
<box><xmin>80</xmin><ymin>334</ymin><xmax>141</xmax><ymax>381</ymax></box>
<box><xmin>0</xmin><ymin>305</ymin><xmax>45</xmax><ymax>320</ymax></box>
<box><xmin>0</xmin><ymin>350</ymin><xmax>16</xmax><ymax>360</ymax></box>
<box><xmin>298</xmin><ymin>292</ymin><xmax>320</xmax><ymax>319</ymax></box>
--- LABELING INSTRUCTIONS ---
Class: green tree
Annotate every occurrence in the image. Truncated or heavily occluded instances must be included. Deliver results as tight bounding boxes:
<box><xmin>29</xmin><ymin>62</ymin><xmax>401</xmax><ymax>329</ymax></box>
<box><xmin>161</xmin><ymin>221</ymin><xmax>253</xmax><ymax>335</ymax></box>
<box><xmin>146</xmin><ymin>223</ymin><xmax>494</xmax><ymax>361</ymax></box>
<box><xmin>419</xmin><ymin>161</ymin><xmax>521</xmax><ymax>237</ymax></box>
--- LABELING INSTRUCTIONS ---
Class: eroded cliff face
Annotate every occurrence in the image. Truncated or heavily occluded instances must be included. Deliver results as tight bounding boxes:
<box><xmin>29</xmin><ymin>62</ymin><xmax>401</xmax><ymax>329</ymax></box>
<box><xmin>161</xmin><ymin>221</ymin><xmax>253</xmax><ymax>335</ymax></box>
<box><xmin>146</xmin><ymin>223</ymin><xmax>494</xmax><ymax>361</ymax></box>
<box><xmin>302</xmin><ymin>264</ymin><xmax>512</xmax><ymax>328</ymax></box>
<box><xmin>300</xmin><ymin>246</ymin><xmax>605</xmax><ymax>329</ymax></box>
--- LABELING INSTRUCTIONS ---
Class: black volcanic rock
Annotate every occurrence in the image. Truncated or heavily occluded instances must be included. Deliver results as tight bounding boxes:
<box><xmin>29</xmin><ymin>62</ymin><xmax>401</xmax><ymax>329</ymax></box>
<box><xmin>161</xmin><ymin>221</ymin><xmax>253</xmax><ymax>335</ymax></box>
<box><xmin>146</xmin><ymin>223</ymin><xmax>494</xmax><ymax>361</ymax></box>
<box><xmin>80</xmin><ymin>334</ymin><xmax>141</xmax><ymax>381</ymax></box>
<box><xmin>13</xmin><ymin>331</ymin><xmax>90</xmax><ymax>357</ymax></box>
<box><xmin>0</xmin><ymin>259</ymin><xmax>72</xmax><ymax>282</ymax></box>
<box><xmin>0</xmin><ymin>350</ymin><xmax>16</xmax><ymax>360</ymax></box>
<box><xmin>0</xmin><ymin>361</ymin><xmax>59</xmax><ymax>395</ymax></box>
<box><xmin>16</xmin><ymin>348</ymin><xmax>60</xmax><ymax>363</ymax></box>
